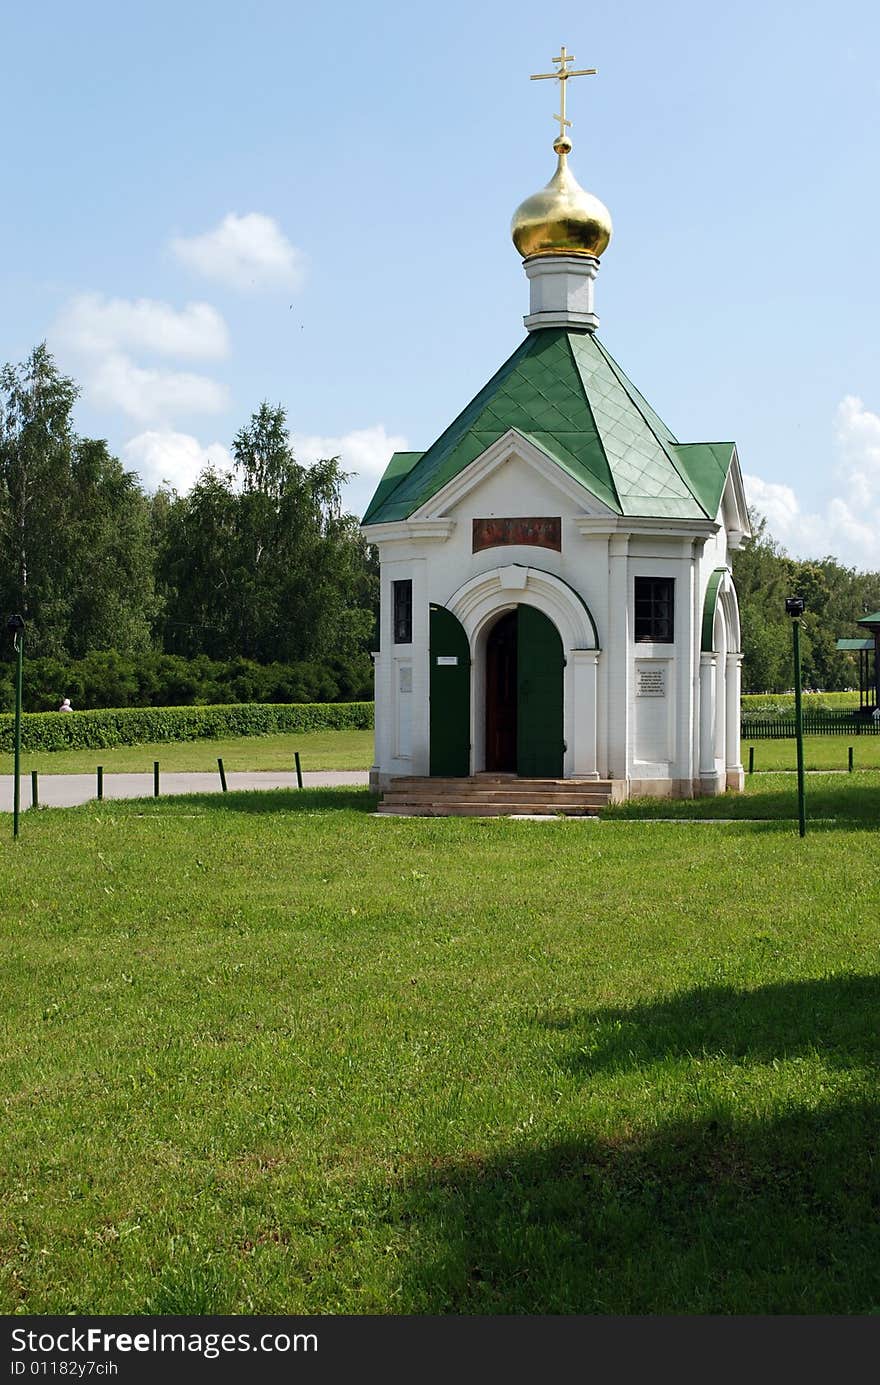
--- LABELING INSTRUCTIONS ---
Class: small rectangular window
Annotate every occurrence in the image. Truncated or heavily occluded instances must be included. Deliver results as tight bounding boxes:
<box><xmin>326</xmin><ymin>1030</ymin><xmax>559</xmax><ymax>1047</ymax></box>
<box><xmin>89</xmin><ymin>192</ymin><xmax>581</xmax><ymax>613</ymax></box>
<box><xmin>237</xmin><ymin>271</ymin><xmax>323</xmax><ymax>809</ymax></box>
<box><xmin>393</xmin><ymin>579</ymin><xmax>412</xmax><ymax>644</ymax></box>
<box><xmin>634</xmin><ymin>577</ymin><xmax>674</xmax><ymax>643</ymax></box>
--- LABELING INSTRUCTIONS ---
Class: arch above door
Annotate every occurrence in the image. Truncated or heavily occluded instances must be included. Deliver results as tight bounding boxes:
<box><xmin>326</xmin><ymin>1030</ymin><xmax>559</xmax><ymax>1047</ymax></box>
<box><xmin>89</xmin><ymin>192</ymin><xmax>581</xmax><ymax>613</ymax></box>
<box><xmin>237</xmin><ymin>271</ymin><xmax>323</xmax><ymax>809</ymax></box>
<box><xmin>445</xmin><ymin>564</ymin><xmax>600</xmax><ymax>652</ymax></box>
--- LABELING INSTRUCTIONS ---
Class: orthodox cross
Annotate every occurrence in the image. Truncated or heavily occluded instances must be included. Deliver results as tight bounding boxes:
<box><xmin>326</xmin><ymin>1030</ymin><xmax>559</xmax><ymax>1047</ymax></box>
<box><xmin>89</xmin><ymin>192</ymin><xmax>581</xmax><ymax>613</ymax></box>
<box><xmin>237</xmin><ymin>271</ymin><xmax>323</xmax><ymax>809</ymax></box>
<box><xmin>530</xmin><ymin>46</ymin><xmax>597</xmax><ymax>141</ymax></box>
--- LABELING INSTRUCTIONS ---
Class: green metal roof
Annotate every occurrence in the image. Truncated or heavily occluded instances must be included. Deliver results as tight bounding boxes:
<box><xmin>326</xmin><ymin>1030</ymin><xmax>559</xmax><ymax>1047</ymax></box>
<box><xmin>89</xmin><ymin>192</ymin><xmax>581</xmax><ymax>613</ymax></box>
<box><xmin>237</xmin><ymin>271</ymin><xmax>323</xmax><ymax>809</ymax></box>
<box><xmin>361</xmin><ymin>451</ymin><xmax>423</xmax><ymax>524</ymax></box>
<box><xmin>836</xmin><ymin>638</ymin><xmax>874</xmax><ymax>650</ymax></box>
<box><xmin>362</xmin><ymin>328</ymin><xmax>737</xmax><ymax>526</ymax></box>
<box><xmin>857</xmin><ymin>611</ymin><xmax>880</xmax><ymax>627</ymax></box>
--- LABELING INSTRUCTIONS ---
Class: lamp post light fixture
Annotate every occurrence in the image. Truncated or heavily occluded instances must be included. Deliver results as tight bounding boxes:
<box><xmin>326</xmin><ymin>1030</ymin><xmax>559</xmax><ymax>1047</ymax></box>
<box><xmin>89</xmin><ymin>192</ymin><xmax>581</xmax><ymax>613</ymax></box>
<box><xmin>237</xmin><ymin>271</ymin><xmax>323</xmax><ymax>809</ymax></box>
<box><xmin>785</xmin><ymin>596</ymin><xmax>807</xmax><ymax>838</ymax></box>
<box><xmin>6</xmin><ymin>614</ymin><xmax>25</xmax><ymax>839</ymax></box>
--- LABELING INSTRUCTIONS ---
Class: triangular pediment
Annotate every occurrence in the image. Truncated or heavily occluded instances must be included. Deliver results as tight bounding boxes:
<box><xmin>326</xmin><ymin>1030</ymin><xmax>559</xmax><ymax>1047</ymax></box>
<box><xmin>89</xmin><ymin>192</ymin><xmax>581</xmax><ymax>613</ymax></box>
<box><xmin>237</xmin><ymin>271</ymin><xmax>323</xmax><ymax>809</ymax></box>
<box><xmin>719</xmin><ymin>446</ymin><xmax>751</xmax><ymax>547</ymax></box>
<box><xmin>409</xmin><ymin>429</ymin><xmax>618</xmax><ymax>521</ymax></box>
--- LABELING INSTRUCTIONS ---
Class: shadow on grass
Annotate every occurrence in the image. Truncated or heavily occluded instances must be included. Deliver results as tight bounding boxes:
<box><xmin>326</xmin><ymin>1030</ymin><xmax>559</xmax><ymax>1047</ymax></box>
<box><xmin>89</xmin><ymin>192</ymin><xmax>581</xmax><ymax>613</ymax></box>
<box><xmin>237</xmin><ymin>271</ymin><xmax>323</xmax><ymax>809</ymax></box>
<box><xmin>374</xmin><ymin>975</ymin><xmax>880</xmax><ymax>1312</ymax></box>
<box><xmin>381</xmin><ymin>1098</ymin><xmax>880</xmax><ymax>1313</ymax></box>
<box><xmin>604</xmin><ymin>775</ymin><xmax>880</xmax><ymax>826</ymax></box>
<box><xmin>132</xmin><ymin>787</ymin><xmax>378</xmax><ymax>815</ymax></box>
<box><xmin>543</xmin><ymin>974</ymin><xmax>880</xmax><ymax>1074</ymax></box>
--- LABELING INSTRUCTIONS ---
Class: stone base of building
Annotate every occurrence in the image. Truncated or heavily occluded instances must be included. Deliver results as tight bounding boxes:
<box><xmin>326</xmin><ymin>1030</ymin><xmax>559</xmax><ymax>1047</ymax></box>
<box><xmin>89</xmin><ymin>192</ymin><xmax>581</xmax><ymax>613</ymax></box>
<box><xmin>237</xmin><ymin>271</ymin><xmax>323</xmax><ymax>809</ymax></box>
<box><xmin>629</xmin><ymin>777</ymin><xmax>701</xmax><ymax>799</ymax></box>
<box><xmin>370</xmin><ymin>768</ymin><xmax>744</xmax><ymax>800</ymax></box>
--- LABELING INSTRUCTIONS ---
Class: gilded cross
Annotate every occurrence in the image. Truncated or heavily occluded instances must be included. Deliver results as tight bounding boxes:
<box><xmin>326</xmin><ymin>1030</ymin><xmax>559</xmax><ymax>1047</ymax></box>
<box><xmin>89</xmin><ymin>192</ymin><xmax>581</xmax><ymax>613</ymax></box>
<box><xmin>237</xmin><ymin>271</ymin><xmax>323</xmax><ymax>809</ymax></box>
<box><xmin>530</xmin><ymin>45</ymin><xmax>597</xmax><ymax>141</ymax></box>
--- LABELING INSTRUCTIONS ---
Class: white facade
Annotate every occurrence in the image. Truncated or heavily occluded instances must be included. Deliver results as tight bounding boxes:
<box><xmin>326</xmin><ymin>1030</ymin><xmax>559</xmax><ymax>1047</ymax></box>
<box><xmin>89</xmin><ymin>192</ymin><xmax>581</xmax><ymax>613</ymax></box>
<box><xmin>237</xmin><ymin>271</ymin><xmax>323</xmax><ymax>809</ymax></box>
<box><xmin>366</xmin><ymin>428</ymin><xmax>749</xmax><ymax>798</ymax></box>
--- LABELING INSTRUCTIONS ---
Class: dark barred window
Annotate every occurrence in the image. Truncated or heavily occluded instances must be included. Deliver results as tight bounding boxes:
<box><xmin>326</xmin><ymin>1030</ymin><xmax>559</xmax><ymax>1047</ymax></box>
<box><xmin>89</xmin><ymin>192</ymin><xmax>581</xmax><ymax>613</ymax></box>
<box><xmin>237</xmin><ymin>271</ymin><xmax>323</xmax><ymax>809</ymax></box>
<box><xmin>634</xmin><ymin>577</ymin><xmax>674</xmax><ymax>643</ymax></box>
<box><xmin>393</xmin><ymin>580</ymin><xmax>412</xmax><ymax>644</ymax></box>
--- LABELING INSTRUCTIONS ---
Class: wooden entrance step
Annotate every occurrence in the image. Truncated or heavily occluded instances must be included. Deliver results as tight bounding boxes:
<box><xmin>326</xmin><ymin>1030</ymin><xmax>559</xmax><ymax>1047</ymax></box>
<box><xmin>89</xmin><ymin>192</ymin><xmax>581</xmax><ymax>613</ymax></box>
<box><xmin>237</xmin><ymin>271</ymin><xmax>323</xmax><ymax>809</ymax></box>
<box><xmin>377</xmin><ymin>776</ymin><xmax>613</xmax><ymax>818</ymax></box>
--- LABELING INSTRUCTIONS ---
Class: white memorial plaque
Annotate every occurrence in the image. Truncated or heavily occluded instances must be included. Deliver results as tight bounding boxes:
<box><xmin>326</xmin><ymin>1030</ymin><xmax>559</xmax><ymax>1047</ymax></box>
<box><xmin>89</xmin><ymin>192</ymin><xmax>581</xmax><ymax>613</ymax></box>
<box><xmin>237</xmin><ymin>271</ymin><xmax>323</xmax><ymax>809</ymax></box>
<box><xmin>436</xmin><ymin>656</ymin><xmax>458</xmax><ymax>666</ymax></box>
<box><xmin>637</xmin><ymin>666</ymin><xmax>666</xmax><ymax>697</ymax></box>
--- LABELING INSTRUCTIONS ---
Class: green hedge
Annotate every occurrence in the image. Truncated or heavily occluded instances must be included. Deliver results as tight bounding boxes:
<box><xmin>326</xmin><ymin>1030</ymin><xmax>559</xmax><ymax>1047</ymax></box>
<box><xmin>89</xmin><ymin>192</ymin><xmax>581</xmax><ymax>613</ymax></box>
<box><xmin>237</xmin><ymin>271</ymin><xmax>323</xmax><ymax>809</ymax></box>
<box><xmin>0</xmin><ymin>701</ymin><xmax>374</xmax><ymax>755</ymax></box>
<box><xmin>741</xmin><ymin>692</ymin><xmax>860</xmax><ymax>714</ymax></box>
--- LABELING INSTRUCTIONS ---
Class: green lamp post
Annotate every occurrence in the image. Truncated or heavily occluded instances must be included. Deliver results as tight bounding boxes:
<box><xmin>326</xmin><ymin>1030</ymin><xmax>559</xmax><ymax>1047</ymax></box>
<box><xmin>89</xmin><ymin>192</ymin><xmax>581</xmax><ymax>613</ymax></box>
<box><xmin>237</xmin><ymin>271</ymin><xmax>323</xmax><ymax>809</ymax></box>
<box><xmin>785</xmin><ymin>596</ymin><xmax>806</xmax><ymax>838</ymax></box>
<box><xmin>7</xmin><ymin>614</ymin><xmax>25</xmax><ymax>839</ymax></box>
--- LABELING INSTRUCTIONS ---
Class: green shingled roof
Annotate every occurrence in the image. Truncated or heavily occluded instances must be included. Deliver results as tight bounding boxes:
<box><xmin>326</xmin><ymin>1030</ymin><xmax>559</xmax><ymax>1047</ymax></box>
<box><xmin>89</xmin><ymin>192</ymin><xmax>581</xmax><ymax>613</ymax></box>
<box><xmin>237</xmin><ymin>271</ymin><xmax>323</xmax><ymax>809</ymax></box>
<box><xmin>362</xmin><ymin>328</ymin><xmax>736</xmax><ymax>526</ymax></box>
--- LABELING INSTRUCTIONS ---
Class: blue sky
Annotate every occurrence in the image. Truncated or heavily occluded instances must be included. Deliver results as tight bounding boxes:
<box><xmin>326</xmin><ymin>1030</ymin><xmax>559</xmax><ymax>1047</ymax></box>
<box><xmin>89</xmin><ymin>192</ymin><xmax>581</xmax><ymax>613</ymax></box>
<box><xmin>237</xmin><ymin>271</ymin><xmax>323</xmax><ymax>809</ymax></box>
<box><xmin>2</xmin><ymin>0</ymin><xmax>878</xmax><ymax>568</ymax></box>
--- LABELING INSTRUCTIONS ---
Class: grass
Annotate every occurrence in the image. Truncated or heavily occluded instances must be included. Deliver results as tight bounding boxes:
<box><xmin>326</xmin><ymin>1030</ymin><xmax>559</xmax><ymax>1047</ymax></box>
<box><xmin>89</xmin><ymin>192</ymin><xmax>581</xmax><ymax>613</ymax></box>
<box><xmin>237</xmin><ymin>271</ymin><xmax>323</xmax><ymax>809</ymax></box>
<box><xmin>11</xmin><ymin>728</ymin><xmax>374</xmax><ymax>776</ymax></box>
<box><xmin>11</xmin><ymin>727</ymin><xmax>878</xmax><ymax>778</ymax></box>
<box><xmin>740</xmin><ymin>735</ymin><xmax>880</xmax><ymax>772</ymax></box>
<box><xmin>607</xmin><ymin>771</ymin><xmax>880</xmax><ymax>824</ymax></box>
<box><xmin>1</xmin><ymin>786</ymin><xmax>879</xmax><ymax>1314</ymax></box>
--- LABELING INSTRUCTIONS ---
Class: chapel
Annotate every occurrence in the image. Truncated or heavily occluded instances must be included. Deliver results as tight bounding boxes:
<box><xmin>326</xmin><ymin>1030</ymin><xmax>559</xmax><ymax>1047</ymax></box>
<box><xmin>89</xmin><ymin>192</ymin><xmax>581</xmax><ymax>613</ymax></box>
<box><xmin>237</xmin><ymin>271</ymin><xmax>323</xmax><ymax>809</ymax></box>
<box><xmin>361</xmin><ymin>50</ymin><xmax>750</xmax><ymax>812</ymax></box>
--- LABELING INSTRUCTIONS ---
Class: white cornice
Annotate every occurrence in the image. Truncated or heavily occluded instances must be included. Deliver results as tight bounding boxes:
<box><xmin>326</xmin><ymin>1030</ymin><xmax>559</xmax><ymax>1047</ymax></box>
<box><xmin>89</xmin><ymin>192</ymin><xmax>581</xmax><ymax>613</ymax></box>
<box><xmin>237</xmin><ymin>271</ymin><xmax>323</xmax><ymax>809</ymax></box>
<box><xmin>576</xmin><ymin>516</ymin><xmax>719</xmax><ymax>540</ymax></box>
<box><xmin>359</xmin><ymin>519</ymin><xmax>455</xmax><ymax>544</ymax></box>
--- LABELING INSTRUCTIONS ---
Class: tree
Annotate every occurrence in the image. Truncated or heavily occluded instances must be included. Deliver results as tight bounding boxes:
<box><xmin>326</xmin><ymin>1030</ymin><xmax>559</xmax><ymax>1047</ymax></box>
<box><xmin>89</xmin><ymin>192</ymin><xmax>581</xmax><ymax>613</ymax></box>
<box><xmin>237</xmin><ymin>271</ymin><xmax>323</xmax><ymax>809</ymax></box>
<box><xmin>156</xmin><ymin>402</ymin><xmax>378</xmax><ymax>664</ymax></box>
<box><xmin>63</xmin><ymin>438</ymin><xmax>157</xmax><ymax>657</ymax></box>
<box><xmin>733</xmin><ymin>513</ymin><xmax>794</xmax><ymax>691</ymax></box>
<box><xmin>733</xmin><ymin>512</ymin><xmax>880</xmax><ymax>692</ymax></box>
<box><xmin>0</xmin><ymin>344</ymin><xmax>78</xmax><ymax>653</ymax></box>
<box><xmin>0</xmin><ymin>344</ymin><xmax>157</xmax><ymax>660</ymax></box>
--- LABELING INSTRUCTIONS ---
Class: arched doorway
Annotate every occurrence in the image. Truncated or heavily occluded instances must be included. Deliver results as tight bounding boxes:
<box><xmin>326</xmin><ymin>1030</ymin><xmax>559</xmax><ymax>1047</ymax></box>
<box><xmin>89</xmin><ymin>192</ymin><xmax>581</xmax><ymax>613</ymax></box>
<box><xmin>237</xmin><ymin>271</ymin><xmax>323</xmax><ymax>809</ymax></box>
<box><xmin>485</xmin><ymin>604</ymin><xmax>564</xmax><ymax>777</ymax></box>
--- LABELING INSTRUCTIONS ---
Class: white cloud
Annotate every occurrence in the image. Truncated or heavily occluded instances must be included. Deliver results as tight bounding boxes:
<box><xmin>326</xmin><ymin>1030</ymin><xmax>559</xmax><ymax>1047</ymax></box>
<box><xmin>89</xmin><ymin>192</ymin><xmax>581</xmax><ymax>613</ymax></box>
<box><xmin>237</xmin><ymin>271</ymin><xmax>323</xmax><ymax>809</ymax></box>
<box><xmin>91</xmin><ymin>352</ymin><xmax>229</xmax><ymax>425</ymax></box>
<box><xmin>835</xmin><ymin>394</ymin><xmax>880</xmax><ymax>510</ymax></box>
<box><xmin>54</xmin><ymin>293</ymin><xmax>229</xmax><ymax>359</ymax></box>
<box><xmin>123</xmin><ymin>431</ymin><xmax>233</xmax><ymax>494</ymax></box>
<box><xmin>744</xmin><ymin>394</ymin><xmax>880</xmax><ymax>570</ymax></box>
<box><xmin>170</xmin><ymin>213</ymin><xmax>306</xmax><ymax>292</ymax></box>
<box><xmin>742</xmin><ymin>473</ymin><xmax>802</xmax><ymax>539</ymax></box>
<box><xmin>293</xmin><ymin>425</ymin><xmax>409</xmax><ymax>478</ymax></box>
<box><xmin>49</xmin><ymin>292</ymin><xmax>231</xmax><ymax>428</ymax></box>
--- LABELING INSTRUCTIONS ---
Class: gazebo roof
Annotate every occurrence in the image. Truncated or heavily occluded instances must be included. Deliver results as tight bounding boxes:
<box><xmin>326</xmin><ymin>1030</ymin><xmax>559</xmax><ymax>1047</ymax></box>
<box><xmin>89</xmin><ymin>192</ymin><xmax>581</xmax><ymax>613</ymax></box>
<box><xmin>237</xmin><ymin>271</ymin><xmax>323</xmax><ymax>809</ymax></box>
<box><xmin>362</xmin><ymin>329</ymin><xmax>737</xmax><ymax>526</ymax></box>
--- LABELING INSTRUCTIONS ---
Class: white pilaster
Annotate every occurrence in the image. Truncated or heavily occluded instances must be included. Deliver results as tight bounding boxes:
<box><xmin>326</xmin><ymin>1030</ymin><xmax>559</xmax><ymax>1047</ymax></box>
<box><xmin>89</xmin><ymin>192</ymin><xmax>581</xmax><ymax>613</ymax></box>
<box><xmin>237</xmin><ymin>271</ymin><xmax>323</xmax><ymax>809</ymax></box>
<box><xmin>699</xmin><ymin>652</ymin><xmax>717</xmax><ymax>787</ymax></box>
<box><xmin>409</xmin><ymin>558</ymin><xmax>430</xmax><ymax>776</ymax></box>
<box><xmin>725</xmin><ymin>652</ymin><xmax>744</xmax><ymax>790</ymax></box>
<box><xmin>371</xmin><ymin>650</ymin><xmax>390</xmax><ymax>778</ymax></box>
<box><xmin>572</xmin><ymin>650</ymin><xmax>601</xmax><ymax>778</ymax></box>
<box><xmin>674</xmin><ymin>539</ymin><xmax>699</xmax><ymax>795</ymax></box>
<box><xmin>607</xmin><ymin>533</ymin><xmax>630</xmax><ymax>781</ymax></box>
<box><xmin>523</xmin><ymin>254</ymin><xmax>600</xmax><ymax>332</ymax></box>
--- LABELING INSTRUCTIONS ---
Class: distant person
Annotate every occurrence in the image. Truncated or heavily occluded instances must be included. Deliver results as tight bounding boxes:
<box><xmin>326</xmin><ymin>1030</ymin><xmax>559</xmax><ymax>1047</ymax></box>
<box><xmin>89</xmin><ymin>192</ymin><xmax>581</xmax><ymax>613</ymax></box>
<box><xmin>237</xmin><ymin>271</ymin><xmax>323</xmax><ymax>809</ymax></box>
<box><xmin>58</xmin><ymin>697</ymin><xmax>73</xmax><ymax>712</ymax></box>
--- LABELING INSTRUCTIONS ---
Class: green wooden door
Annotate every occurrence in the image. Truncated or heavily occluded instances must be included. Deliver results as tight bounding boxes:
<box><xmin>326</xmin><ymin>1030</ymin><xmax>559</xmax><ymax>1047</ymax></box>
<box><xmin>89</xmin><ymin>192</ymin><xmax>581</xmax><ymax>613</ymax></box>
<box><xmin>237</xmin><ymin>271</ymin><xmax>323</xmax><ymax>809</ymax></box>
<box><xmin>517</xmin><ymin>604</ymin><xmax>564</xmax><ymax>778</ymax></box>
<box><xmin>429</xmin><ymin>605</ymin><xmax>471</xmax><ymax>776</ymax></box>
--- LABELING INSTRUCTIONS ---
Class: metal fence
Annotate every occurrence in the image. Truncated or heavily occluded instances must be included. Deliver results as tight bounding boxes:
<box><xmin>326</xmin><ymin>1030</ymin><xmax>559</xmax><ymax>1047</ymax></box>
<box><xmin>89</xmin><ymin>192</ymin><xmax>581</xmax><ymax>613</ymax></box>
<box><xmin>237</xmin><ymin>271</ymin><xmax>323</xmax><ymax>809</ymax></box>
<box><xmin>741</xmin><ymin>713</ymin><xmax>880</xmax><ymax>740</ymax></box>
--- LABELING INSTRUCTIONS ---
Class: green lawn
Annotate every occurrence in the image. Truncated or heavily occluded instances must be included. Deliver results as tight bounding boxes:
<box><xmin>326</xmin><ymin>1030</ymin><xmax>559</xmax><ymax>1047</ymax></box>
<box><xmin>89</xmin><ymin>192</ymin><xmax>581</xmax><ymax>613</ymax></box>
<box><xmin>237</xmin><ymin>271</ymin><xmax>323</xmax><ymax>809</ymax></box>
<box><xmin>740</xmin><ymin>735</ymin><xmax>880</xmax><ymax>772</ymax></box>
<box><xmin>2</xmin><ymin>786</ymin><xmax>879</xmax><ymax>1314</ymax></box>
<box><xmin>12</xmin><ymin>727</ymin><xmax>879</xmax><ymax>777</ymax></box>
<box><xmin>12</xmin><ymin>727</ymin><xmax>374</xmax><ymax>776</ymax></box>
<box><xmin>609</xmin><ymin>771</ymin><xmax>880</xmax><ymax>824</ymax></box>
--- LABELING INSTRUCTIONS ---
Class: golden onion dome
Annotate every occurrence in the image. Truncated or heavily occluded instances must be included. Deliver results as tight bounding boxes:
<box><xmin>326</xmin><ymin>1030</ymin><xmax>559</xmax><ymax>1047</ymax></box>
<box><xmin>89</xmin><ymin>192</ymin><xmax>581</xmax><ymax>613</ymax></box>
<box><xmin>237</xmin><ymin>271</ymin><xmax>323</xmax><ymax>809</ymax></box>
<box><xmin>511</xmin><ymin>135</ymin><xmax>612</xmax><ymax>260</ymax></box>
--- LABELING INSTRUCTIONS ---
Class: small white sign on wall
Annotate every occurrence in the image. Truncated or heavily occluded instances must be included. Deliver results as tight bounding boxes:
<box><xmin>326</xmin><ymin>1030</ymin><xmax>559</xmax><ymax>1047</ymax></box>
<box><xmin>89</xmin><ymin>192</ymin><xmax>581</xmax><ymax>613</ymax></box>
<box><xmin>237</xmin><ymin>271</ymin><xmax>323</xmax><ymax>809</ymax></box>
<box><xmin>637</xmin><ymin>666</ymin><xmax>666</xmax><ymax>698</ymax></box>
<box><xmin>436</xmin><ymin>656</ymin><xmax>459</xmax><ymax>666</ymax></box>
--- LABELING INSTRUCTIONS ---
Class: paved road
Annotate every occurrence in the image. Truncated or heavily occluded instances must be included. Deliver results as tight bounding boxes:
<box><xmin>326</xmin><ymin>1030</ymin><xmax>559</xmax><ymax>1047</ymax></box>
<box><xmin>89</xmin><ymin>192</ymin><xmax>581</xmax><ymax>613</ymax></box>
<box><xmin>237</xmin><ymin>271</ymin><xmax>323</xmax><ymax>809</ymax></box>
<box><xmin>0</xmin><ymin>770</ymin><xmax>370</xmax><ymax>812</ymax></box>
